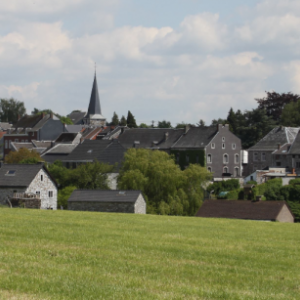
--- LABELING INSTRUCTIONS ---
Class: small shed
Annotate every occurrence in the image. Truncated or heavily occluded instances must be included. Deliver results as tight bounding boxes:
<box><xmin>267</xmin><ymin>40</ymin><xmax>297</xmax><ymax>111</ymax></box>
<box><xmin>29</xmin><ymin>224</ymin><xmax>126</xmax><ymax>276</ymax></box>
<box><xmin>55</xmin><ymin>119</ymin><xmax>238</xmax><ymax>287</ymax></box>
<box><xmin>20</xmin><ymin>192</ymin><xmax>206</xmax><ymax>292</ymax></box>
<box><xmin>68</xmin><ymin>190</ymin><xmax>146</xmax><ymax>214</ymax></box>
<box><xmin>196</xmin><ymin>200</ymin><xmax>294</xmax><ymax>223</ymax></box>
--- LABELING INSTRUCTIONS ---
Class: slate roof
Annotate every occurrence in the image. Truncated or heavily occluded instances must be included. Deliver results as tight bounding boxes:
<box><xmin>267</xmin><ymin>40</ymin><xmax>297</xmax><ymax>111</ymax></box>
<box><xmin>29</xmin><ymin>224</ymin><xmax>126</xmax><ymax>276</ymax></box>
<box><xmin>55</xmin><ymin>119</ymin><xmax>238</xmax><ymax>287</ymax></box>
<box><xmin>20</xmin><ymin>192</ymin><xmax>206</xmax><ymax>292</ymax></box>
<box><xmin>0</xmin><ymin>164</ymin><xmax>57</xmax><ymax>187</ymax></box>
<box><xmin>43</xmin><ymin>144</ymin><xmax>77</xmax><ymax>154</ymax></box>
<box><xmin>196</xmin><ymin>200</ymin><xmax>292</xmax><ymax>221</ymax></box>
<box><xmin>249</xmin><ymin>127</ymin><xmax>299</xmax><ymax>151</ymax></box>
<box><xmin>87</xmin><ymin>74</ymin><xmax>102</xmax><ymax>116</ymax></box>
<box><xmin>13</xmin><ymin>114</ymin><xmax>43</xmax><ymax>129</ymax></box>
<box><xmin>68</xmin><ymin>190</ymin><xmax>142</xmax><ymax>203</ymax></box>
<box><xmin>63</xmin><ymin>140</ymin><xmax>126</xmax><ymax>167</ymax></box>
<box><xmin>172</xmin><ymin>126</ymin><xmax>218</xmax><ymax>149</ymax></box>
<box><xmin>288</xmin><ymin>131</ymin><xmax>300</xmax><ymax>154</ymax></box>
<box><xmin>64</xmin><ymin>124</ymin><xmax>85</xmax><ymax>133</ymax></box>
<box><xmin>118</xmin><ymin>128</ymin><xmax>184</xmax><ymax>149</ymax></box>
<box><xmin>67</xmin><ymin>112</ymin><xmax>86</xmax><ymax>125</ymax></box>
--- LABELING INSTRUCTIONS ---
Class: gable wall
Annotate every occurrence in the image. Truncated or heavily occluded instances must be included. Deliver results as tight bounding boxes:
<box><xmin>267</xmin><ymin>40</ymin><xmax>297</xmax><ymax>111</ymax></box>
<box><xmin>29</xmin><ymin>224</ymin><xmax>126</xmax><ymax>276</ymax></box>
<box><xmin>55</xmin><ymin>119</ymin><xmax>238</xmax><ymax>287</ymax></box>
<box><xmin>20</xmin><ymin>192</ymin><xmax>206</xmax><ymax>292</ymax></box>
<box><xmin>206</xmin><ymin>126</ymin><xmax>242</xmax><ymax>178</ymax></box>
<box><xmin>26</xmin><ymin>169</ymin><xmax>57</xmax><ymax>210</ymax></box>
<box><xmin>276</xmin><ymin>205</ymin><xmax>294</xmax><ymax>223</ymax></box>
<box><xmin>134</xmin><ymin>193</ymin><xmax>146</xmax><ymax>214</ymax></box>
<box><xmin>39</xmin><ymin>119</ymin><xmax>64</xmax><ymax>141</ymax></box>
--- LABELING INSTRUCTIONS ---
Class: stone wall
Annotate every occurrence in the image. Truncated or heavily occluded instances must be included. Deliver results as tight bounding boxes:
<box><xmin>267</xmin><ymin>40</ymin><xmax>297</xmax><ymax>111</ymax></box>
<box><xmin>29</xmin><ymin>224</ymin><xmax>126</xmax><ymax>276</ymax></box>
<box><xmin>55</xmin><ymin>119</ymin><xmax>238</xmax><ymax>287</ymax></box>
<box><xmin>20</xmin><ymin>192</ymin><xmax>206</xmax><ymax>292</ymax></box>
<box><xmin>68</xmin><ymin>201</ymin><xmax>135</xmax><ymax>213</ymax></box>
<box><xmin>26</xmin><ymin>169</ymin><xmax>57</xmax><ymax>210</ymax></box>
<box><xmin>10</xmin><ymin>198</ymin><xmax>41</xmax><ymax>209</ymax></box>
<box><xmin>134</xmin><ymin>194</ymin><xmax>146</xmax><ymax>214</ymax></box>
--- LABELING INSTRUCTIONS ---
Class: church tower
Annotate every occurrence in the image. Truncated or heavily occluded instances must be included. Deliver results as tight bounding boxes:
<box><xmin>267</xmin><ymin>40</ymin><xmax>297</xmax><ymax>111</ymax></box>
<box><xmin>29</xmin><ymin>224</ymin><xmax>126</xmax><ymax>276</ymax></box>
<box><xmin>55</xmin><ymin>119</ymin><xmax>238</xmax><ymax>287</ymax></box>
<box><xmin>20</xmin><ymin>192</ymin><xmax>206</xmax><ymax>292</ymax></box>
<box><xmin>84</xmin><ymin>72</ymin><xmax>106</xmax><ymax>126</ymax></box>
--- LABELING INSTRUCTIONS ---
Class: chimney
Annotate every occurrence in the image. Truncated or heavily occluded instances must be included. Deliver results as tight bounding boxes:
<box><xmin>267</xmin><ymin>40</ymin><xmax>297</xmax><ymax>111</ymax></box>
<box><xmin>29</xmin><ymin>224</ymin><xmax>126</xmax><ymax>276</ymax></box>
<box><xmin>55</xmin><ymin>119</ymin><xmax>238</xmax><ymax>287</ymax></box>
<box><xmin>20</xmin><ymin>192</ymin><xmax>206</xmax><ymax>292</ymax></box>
<box><xmin>277</xmin><ymin>143</ymin><xmax>281</xmax><ymax>150</ymax></box>
<box><xmin>50</xmin><ymin>112</ymin><xmax>53</xmax><ymax>119</ymax></box>
<box><xmin>185</xmin><ymin>125</ymin><xmax>190</xmax><ymax>134</ymax></box>
<box><xmin>42</xmin><ymin>112</ymin><xmax>45</xmax><ymax>118</ymax></box>
<box><xmin>225</xmin><ymin>124</ymin><xmax>229</xmax><ymax>130</ymax></box>
<box><xmin>164</xmin><ymin>132</ymin><xmax>169</xmax><ymax>141</ymax></box>
<box><xmin>217</xmin><ymin>124</ymin><xmax>222</xmax><ymax>131</ymax></box>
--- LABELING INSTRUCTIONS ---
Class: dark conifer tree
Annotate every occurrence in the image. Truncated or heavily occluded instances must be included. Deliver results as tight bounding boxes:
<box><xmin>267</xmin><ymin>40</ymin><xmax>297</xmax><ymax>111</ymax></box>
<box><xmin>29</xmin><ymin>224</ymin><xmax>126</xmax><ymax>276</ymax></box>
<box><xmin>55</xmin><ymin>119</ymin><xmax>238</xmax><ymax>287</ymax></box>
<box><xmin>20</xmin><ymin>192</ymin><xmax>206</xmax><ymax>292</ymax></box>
<box><xmin>126</xmin><ymin>110</ymin><xmax>137</xmax><ymax>128</ymax></box>
<box><xmin>120</xmin><ymin>115</ymin><xmax>127</xmax><ymax>126</ymax></box>
<box><xmin>111</xmin><ymin>112</ymin><xmax>119</xmax><ymax>126</ymax></box>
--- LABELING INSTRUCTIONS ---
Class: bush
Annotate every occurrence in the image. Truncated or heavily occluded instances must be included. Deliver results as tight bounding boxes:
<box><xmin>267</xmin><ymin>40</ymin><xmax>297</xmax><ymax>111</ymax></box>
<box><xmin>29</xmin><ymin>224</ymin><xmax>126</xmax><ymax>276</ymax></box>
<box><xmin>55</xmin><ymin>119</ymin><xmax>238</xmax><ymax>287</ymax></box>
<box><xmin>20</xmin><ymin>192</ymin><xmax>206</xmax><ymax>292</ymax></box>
<box><xmin>58</xmin><ymin>186</ymin><xmax>77</xmax><ymax>209</ymax></box>
<box><xmin>206</xmin><ymin>179</ymin><xmax>240</xmax><ymax>197</ymax></box>
<box><xmin>287</xmin><ymin>201</ymin><xmax>300</xmax><ymax>222</ymax></box>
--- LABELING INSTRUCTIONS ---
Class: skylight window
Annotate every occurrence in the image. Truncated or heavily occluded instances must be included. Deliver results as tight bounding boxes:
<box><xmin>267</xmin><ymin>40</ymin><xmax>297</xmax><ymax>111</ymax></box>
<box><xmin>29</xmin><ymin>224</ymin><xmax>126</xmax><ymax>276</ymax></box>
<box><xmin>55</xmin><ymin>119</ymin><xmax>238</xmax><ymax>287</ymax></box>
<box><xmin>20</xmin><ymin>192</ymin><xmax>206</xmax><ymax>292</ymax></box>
<box><xmin>87</xmin><ymin>149</ymin><xmax>93</xmax><ymax>154</ymax></box>
<box><xmin>6</xmin><ymin>170</ymin><xmax>16</xmax><ymax>176</ymax></box>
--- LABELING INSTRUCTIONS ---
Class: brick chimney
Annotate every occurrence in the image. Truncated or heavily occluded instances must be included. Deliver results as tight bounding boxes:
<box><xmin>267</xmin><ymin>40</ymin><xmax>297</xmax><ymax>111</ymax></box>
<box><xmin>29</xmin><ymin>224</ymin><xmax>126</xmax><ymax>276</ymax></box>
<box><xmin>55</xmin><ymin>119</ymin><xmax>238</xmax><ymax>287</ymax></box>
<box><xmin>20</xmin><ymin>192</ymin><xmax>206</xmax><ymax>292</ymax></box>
<box><xmin>185</xmin><ymin>125</ymin><xmax>190</xmax><ymax>134</ymax></box>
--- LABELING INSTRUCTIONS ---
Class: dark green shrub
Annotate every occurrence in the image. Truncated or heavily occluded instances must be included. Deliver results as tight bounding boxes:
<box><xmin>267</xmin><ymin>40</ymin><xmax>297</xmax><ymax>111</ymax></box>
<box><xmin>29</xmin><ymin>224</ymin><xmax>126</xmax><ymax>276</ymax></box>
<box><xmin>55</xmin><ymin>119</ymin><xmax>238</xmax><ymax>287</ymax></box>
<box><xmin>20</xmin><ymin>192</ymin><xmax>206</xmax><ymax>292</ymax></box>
<box><xmin>287</xmin><ymin>201</ymin><xmax>300</xmax><ymax>222</ymax></box>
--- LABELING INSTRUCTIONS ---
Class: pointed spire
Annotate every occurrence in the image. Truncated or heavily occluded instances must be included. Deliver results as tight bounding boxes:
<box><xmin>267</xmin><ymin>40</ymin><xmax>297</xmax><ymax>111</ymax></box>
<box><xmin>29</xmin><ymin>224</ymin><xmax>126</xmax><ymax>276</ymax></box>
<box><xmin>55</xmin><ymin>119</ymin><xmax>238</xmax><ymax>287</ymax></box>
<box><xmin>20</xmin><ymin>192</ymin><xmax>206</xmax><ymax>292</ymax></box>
<box><xmin>87</xmin><ymin>72</ymin><xmax>102</xmax><ymax>116</ymax></box>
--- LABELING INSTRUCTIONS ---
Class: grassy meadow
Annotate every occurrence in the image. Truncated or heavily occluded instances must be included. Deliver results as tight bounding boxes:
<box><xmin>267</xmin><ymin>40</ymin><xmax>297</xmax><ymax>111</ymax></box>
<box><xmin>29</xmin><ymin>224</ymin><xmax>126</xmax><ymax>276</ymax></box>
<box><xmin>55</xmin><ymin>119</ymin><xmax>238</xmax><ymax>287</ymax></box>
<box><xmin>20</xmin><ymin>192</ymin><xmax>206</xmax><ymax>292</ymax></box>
<box><xmin>0</xmin><ymin>207</ymin><xmax>300</xmax><ymax>300</ymax></box>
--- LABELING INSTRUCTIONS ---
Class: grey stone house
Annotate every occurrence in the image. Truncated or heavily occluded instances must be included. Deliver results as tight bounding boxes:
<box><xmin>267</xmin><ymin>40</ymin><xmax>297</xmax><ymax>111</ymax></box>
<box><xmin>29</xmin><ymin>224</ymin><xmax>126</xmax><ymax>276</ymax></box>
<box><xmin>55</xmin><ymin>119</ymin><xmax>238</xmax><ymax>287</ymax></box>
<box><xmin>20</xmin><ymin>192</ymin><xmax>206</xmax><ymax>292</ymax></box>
<box><xmin>117</xmin><ymin>124</ymin><xmax>243</xmax><ymax>179</ymax></box>
<box><xmin>196</xmin><ymin>200</ymin><xmax>294</xmax><ymax>223</ymax></box>
<box><xmin>68</xmin><ymin>190</ymin><xmax>146</xmax><ymax>214</ymax></box>
<box><xmin>245</xmin><ymin>126</ymin><xmax>299</xmax><ymax>176</ymax></box>
<box><xmin>0</xmin><ymin>163</ymin><xmax>58</xmax><ymax>210</ymax></box>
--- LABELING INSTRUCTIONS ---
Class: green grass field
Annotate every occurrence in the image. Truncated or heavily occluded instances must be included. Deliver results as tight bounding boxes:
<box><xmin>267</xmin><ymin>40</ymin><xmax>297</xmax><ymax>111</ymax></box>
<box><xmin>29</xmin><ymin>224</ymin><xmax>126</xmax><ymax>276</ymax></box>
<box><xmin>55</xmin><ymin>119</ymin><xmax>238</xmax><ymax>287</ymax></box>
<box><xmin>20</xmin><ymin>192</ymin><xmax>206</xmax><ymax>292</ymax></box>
<box><xmin>0</xmin><ymin>208</ymin><xmax>300</xmax><ymax>300</ymax></box>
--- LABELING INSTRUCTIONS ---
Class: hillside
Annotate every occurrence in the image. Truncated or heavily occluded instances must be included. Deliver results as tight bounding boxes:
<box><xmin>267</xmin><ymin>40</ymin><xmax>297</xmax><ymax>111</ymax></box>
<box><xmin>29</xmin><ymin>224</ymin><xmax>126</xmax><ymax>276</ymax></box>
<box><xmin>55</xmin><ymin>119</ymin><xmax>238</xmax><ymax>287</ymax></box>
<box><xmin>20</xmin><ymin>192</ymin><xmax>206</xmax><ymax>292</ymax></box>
<box><xmin>0</xmin><ymin>208</ymin><xmax>299</xmax><ymax>300</ymax></box>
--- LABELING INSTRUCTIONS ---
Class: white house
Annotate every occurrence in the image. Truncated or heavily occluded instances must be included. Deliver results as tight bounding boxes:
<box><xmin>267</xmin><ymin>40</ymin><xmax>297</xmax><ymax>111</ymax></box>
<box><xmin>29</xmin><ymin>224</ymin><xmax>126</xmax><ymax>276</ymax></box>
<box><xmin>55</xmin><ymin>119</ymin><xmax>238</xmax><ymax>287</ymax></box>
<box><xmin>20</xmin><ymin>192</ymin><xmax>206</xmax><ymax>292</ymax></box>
<box><xmin>0</xmin><ymin>163</ymin><xmax>58</xmax><ymax>209</ymax></box>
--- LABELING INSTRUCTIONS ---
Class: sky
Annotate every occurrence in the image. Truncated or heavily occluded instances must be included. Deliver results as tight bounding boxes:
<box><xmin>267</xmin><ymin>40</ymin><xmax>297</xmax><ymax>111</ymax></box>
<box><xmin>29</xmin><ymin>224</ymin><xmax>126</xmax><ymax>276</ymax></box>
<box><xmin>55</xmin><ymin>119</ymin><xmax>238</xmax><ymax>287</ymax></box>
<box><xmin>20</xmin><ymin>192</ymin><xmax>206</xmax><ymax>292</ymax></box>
<box><xmin>1</xmin><ymin>0</ymin><xmax>300</xmax><ymax>126</ymax></box>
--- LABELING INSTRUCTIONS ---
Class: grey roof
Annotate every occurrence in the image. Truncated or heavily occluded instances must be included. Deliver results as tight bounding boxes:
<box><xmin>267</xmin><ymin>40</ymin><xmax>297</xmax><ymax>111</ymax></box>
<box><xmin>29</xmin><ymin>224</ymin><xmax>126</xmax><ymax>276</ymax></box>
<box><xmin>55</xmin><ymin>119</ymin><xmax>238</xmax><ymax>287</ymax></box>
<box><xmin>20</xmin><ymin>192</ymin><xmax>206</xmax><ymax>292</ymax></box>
<box><xmin>196</xmin><ymin>200</ymin><xmax>293</xmax><ymax>221</ymax></box>
<box><xmin>118</xmin><ymin>128</ymin><xmax>184</xmax><ymax>149</ymax></box>
<box><xmin>249</xmin><ymin>127</ymin><xmax>299</xmax><ymax>151</ymax></box>
<box><xmin>272</xmin><ymin>143</ymin><xmax>291</xmax><ymax>155</ymax></box>
<box><xmin>43</xmin><ymin>144</ymin><xmax>77</xmax><ymax>154</ymax></box>
<box><xmin>64</xmin><ymin>124</ymin><xmax>85</xmax><ymax>133</ymax></box>
<box><xmin>0</xmin><ymin>123</ymin><xmax>12</xmax><ymax>131</ymax></box>
<box><xmin>0</xmin><ymin>164</ymin><xmax>50</xmax><ymax>187</ymax></box>
<box><xmin>288</xmin><ymin>131</ymin><xmax>300</xmax><ymax>154</ymax></box>
<box><xmin>63</xmin><ymin>140</ymin><xmax>126</xmax><ymax>167</ymax></box>
<box><xmin>68</xmin><ymin>190</ymin><xmax>142</xmax><ymax>203</ymax></box>
<box><xmin>172</xmin><ymin>126</ymin><xmax>218</xmax><ymax>149</ymax></box>
<box><xmin>87</xmin><ymin>74</ymin><xmax>101</xmax><ymax>116</ymax></box>
<box><xmin>67</xmin><ymin>112</ymin><xmax>86</xmax><ymax>125</ymax></box>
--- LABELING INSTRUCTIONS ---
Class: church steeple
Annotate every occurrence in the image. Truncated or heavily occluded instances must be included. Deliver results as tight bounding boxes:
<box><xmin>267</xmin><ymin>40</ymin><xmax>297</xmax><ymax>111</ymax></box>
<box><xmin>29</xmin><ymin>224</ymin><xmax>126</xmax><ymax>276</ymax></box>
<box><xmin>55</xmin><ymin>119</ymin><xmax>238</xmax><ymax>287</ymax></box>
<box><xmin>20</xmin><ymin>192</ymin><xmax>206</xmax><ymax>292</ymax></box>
<box><xmin>84</xmin><ymin>70</ymin><xmax>106</xmax><ymax>126</ymax></box>
<box><xmin>87</xmin><ymin>72</ymin><xmax>102</xmax><ymax>116</ymax></box>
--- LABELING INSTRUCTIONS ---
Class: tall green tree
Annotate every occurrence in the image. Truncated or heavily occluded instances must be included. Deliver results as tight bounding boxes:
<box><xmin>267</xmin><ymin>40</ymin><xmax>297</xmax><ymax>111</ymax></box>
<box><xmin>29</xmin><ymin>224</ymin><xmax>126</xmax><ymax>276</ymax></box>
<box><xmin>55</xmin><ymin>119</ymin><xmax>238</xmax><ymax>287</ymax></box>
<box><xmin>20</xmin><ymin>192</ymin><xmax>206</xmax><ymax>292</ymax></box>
<box><xmin>157</xmin><ymin>120</ymin><xmax>172</xmax><ymax>128</ymax></box>
<box><xmin>255</xmin><ymin>91</ymin><xmax>300</xmax><ymax>123</ymax></box>
<box><xmin>227</xmin><ymin>108</ymin><xmax>237</xmax><ymax>133</ymax></box>
<box><xmin>197</xmin><ymin>119</ymin><xmax>206</xmax><ymax>127</ymax></box>
<box><xmin>0</xmin><ymin>98</ymin><xmax>26</xmax><ymax>123</ymax></box>
<box><xmin>126</xmin><ymin>111</ymin><xmax>137</xmax><ymax>128</ymax></box>
<box><xmin>120</xmin><ymin>115</ymin><xmax>127</xmax><ymax>126</ymax></box>
<box><xmin>281</xmin><ymin>100</ymin><xmax>300</xmax><ymax>127</ymax></box>
<box><xmin>118</xmin><ymin>148</ymin><xmax>212</xmax><ymax>215</ymax></box>
<box><xmin>111</xmin><ymin>112</ymin><xmax>120</xmax><ymax>126</ymax></box>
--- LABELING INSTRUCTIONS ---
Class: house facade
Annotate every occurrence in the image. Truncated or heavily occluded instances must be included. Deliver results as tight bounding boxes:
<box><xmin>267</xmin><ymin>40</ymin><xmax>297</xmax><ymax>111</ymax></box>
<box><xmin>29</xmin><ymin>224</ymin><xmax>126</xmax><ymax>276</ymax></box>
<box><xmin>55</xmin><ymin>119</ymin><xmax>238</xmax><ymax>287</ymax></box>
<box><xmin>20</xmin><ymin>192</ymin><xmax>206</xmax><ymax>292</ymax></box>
<box><xmin>0</xmin><ymin>163</ymin><xmax>57</xmax><ymax>210</ymax></box>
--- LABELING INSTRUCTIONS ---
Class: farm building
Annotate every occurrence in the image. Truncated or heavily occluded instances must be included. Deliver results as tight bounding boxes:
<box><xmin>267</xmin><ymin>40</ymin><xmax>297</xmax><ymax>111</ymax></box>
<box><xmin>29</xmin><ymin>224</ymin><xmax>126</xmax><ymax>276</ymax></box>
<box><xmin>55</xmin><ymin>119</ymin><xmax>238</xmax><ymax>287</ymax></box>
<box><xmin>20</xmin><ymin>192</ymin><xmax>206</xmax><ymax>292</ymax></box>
<box><xmin>196</xmin><ymin>200</ymin><xmax>294</xmax><ymax>223</ymax></box>
<box><xmin>68</xmin><ymin>190</ymin><xmax>146</xmax><ymax>214</ymax></box>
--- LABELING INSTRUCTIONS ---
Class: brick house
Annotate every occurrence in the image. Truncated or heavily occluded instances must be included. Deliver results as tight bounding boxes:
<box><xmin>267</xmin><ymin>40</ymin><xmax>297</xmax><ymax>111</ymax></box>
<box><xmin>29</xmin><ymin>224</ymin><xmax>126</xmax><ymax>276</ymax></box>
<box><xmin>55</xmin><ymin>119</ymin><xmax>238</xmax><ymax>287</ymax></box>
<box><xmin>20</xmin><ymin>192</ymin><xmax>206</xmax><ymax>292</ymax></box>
<box><xmin>68</xmin><ymin>190</ymin><xmax>146</xmax><ymax>214</ymax></box>
<box><xmin>0</xmin><ymin>163</ymin><xmax>57</xmax><ymax>210</ymax></box>
<box><xmin>196</xmin><ymin>200</ymin><xmax>294</xmax><ymax>223</ymax></box>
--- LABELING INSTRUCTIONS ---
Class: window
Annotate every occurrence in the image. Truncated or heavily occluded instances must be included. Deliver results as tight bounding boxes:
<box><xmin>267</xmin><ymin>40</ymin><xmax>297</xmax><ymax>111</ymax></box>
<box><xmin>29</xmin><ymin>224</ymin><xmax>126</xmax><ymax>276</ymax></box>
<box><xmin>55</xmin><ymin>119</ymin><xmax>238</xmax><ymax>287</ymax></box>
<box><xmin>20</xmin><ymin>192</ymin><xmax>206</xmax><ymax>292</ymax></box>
<box><xmin>6</xmin><ymin>170</ymin><xmax>16</xmax><ymax>176</ymax></box>
<box><xmin>235</xmin><ymin>154</ymin><xmax>239</xmax><ymax>164</ymax></box>
<box><xmin>41</xmin><ymin>174</ymin><xmax>43</xmax><ymax>181</ymax></box>
<box><xmin>15</xmin><ymin>139</ymin><xmax>19</xmax><ymax>142</ymax></box>
<box><xmin>48</xmin><ymin>191</ymin><xmax>53</xmax><ymax>198</ymax></box>
<box><xmin>211</xmin><ymin>143</ymin><xmax>215</xmax><ymax>149</ymax></box>
<box><xmin>223</xmin><ymin>167</ymin><xmax>228</xmax><ymax>174</ymax></box>
<box><xmin>253</xmin><ymin>152</ymin><xmax>258</xmax><ymax>161</ymax></box>
<box><xmin>261</xmin><ymin>152</ymin><xmax>266</xmax><ymax>161</ymax></box>
<box><xmin>196</xmin><ymin>155</ymin><xmax>199</xmax><ymax>163</ymax></box>
<box><xmin>296</xmin><ymin>162</ymin><xmax>300</xmax><ymax>168</ymax></box>
<box><xmin>276</xmin><ymin>162</ymin><xmax>281</xmax><ymax>167</ymax></box>
<box><xmin>234</xmin><ymin>167</ymin><xmax>239</xmax><ymax>177</ymax></box>
<box><xmin>186</xmin><ymin>155</ymin><xmax>189</xmax><ymax>163</ymax></box>
<box><xmin>207</xmin><ymin>167</ymin><xmax>212</xmax><ymax>172</ymax></box>
<box><xmin>223</xmin><ymin>154</ymin><xmax>229</xmax><ymax>163</ymax></box>
<box><xmin>9</xmin><ymin>140</ymin><xmax>12</xmax><ymax>149</ymax></box>
<box><xmin>87</xmin><ymin>149</ymin><xmax>93</xmax><ymax>154</ymax></box>
<box><xmin>232</xmin><ymin>143</ymin><xmax>236</xmax><ymax>150</ymax></box>
<box><xmin>36</xmin><ymin>191</ymin><xmax>40</xmax><ymax>197</ymax></box>
<box><xmin>222</xmin><ymin>143</ymin><xmax>225</xmax><ymax>149</ymax></box>
<box><xmin>5</xmin><ymin>140</ymin><xmax>8</xmax><ymax>149</ymax></box>
<box><xmin>222</xmin><ymin>137</ymin><xmax>225</xmax><ymax>142</ymax></box>
<box><xmin>207</xmin><ymin>154</ymin><xmax>212</xmax><ymax>163</ymax></box>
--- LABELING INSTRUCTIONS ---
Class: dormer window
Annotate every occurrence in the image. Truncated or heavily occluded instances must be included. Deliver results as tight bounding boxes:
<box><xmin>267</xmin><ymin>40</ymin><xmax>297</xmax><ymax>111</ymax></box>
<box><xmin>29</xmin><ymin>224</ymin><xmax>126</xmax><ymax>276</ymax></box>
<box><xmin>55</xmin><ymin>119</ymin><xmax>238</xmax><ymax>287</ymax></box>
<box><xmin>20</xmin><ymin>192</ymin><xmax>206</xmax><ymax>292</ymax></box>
<box><xmin>6</xmin><ymin>170</ymin><xmax>16</xmax><ymax>176</ymax></box>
